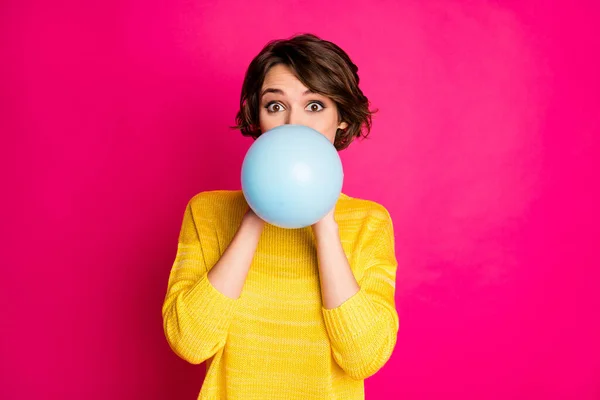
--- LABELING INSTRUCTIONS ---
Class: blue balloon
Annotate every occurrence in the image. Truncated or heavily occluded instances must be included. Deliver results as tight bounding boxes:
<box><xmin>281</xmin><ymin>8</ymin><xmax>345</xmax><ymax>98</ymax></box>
<box><xmin>241</xmin><ymin>124</ymin><xmax>344</xmax><ymax>229</ymax></box>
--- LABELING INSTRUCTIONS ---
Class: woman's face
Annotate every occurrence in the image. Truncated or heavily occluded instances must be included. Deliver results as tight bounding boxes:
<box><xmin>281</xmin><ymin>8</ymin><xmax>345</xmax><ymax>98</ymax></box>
<box><xmin>258</xmin><ymin>64</ymin><xmax>348</xmax><ymax>144</ymax></box>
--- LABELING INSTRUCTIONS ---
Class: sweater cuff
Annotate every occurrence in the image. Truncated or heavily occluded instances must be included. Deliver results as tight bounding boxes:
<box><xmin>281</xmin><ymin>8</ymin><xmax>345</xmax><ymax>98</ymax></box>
<box><xmin>321</xmin><ymin>286</ymin><xmax>380</xmax><ymax>343</ymax></box>
<box><xmin>183</xmin><ymin>273</ymin><xmax>239</xmax><ymax>335</ymax></box>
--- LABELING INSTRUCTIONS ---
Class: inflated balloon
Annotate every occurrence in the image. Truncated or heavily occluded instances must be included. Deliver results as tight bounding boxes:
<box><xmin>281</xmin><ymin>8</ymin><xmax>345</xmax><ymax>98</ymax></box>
<box><xmin>241</xmin><ymin>124</ymin><xmax>343</xmax><ymax>229</ymax></box>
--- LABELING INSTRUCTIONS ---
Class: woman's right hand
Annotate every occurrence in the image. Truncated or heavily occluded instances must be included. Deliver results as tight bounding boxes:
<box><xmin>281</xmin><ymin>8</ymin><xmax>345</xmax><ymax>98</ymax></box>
<box><xmin>205</xmin><ymin>206</ymin><xmax>265</xmax><ymax>300</ymax></box>
<box><xmin>243</xmin><ymin>207</ymin><xmax>266</xmax><ymax>228</ymax></box>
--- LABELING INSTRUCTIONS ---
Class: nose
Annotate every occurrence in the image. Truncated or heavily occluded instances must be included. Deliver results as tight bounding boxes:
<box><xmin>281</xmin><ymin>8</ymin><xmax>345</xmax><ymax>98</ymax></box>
<box><xmin>286</xmin><ymin>107</ymin><xmax>305</xmax><ymax>126</ymax></box>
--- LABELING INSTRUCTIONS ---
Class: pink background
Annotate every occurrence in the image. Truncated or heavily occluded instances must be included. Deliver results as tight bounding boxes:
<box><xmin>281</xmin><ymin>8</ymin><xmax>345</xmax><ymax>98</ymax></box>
<box><xmin>2</xmin><ymin>0</ymin><xmax>599</xmax><ymax>399</ymax></box>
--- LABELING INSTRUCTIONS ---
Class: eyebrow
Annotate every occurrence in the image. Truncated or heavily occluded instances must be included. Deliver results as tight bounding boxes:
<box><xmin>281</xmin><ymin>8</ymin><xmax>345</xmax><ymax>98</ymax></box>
<box><xmin>260</xmin><ymin>88</ymin><xmax>315</xmax><ymax>98</ymax></box>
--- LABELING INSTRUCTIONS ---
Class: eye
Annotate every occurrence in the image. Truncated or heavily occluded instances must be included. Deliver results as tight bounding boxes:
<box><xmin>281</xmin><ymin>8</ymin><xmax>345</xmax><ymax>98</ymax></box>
<box><xmin>265</xmin><ymin>102</ymin><xmax>285</xmax><ymax>113</ymax></box>
<box><xmin>306</xmin><ymin>101</ymin><xmax>325</xmax><ymax>112</ymax></box>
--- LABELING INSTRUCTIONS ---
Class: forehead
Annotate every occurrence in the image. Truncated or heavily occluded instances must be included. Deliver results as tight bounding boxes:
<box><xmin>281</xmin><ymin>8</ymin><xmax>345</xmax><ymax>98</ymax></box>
<box><xmin>261</xmin><ymin>64</ymin><xmax>307</xmax><ymax>91</ymax></box>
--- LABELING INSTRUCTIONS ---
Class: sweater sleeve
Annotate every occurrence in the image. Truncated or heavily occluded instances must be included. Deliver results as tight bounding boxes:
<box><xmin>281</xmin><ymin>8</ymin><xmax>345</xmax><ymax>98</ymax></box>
<box><xmin>162</xmin><ymin>198</ymin><xmax>240</xmax><ymax>364</ymax></box>
<box><xmin>321</xmin><ymin>210</ymin><xmax>399</xmax><ymax>380</ymax></box>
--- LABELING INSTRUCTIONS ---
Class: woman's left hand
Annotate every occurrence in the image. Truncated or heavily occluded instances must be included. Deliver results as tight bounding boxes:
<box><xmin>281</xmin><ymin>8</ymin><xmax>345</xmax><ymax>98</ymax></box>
<box><xmin>312</xmin><ymin>208</ymin><xmax>337</xmax><ymax>233</ymax></box>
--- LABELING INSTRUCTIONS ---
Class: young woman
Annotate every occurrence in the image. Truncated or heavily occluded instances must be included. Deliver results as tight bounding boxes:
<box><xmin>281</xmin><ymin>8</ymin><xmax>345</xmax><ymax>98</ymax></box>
<box><xmin>162</xmin><ymin>33</ymin><xmax>399</xmax><ymax>400</ymax></box>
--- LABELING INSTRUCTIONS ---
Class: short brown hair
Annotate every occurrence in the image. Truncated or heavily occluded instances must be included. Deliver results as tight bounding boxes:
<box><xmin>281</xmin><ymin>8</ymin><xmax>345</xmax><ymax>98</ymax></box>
<box><xmin>233</xmin><ymin>33</ymin><xmax>377</xmax><ymax>151</ymax></box>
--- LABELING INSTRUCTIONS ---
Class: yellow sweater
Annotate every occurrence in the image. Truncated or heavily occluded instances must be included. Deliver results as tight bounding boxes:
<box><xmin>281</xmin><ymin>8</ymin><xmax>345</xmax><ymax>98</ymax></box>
<box><xmin>162</xmin><ymin>190</ymin><xmax>399</xmax><ymax>399</ymax></box>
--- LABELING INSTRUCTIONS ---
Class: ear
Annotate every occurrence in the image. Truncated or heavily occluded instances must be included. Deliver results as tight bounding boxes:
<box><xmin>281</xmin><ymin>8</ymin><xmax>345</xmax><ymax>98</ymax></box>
<box><xmin>338</xmin><ymin>121</ymin><xmax>349</xmax><ymax>130</ymax></box>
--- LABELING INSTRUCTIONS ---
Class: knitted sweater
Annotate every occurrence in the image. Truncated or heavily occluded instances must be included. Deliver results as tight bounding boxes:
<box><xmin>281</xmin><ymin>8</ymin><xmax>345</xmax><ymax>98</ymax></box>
<box><xmin>162</xmin><ymin>190</ymin><xmax>399</xmax><ymax>400</ymax></box>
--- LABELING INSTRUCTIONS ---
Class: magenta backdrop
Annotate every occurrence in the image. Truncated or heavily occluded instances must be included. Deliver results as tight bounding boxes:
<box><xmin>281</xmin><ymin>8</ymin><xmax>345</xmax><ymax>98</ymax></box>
<box><xmin>2</xmin><ymin>0</ymin><xmax>599</xmax><ymax>399</ymax></box>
